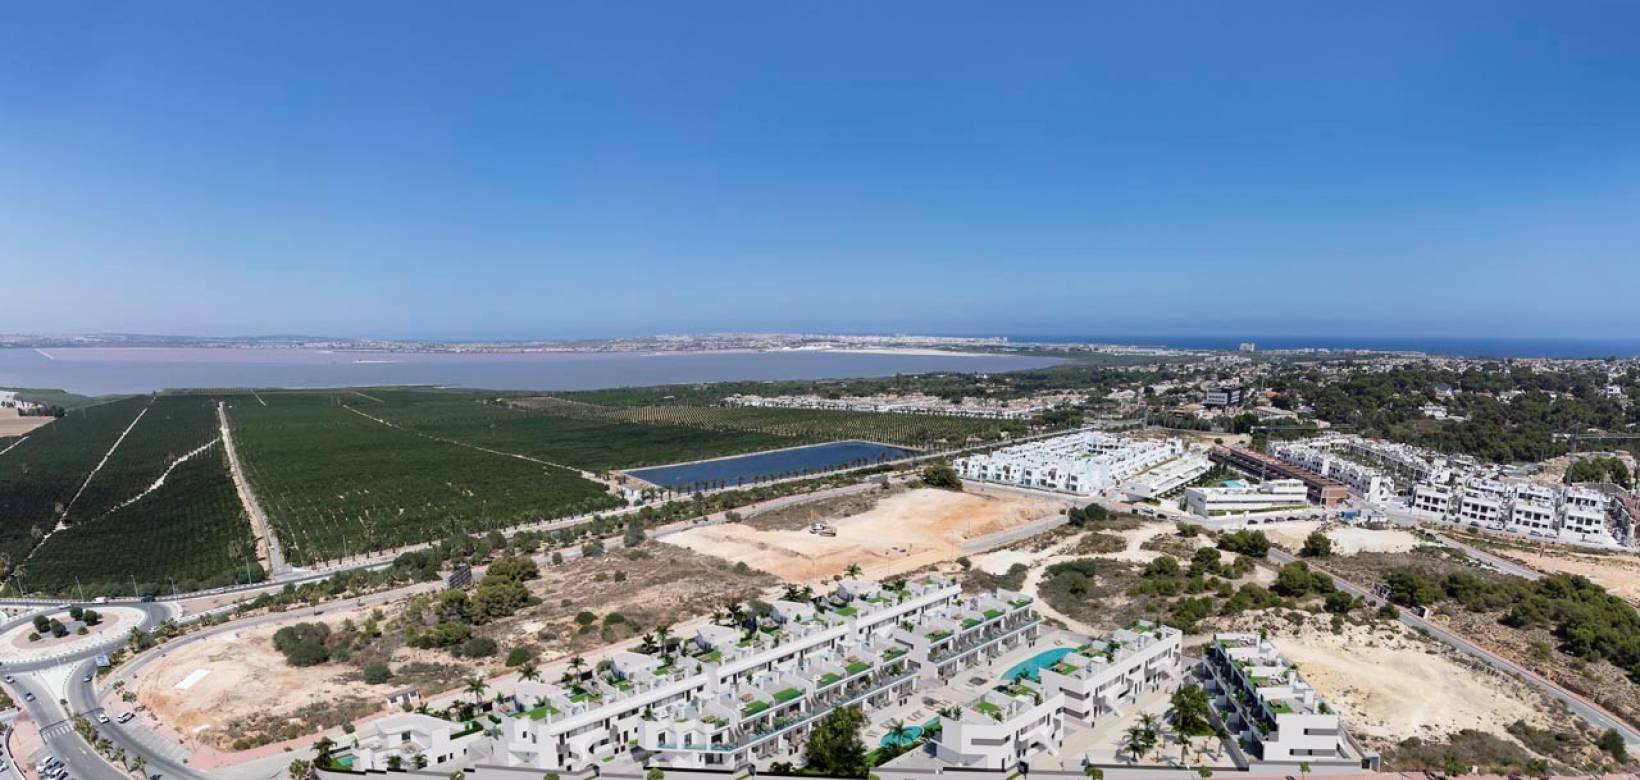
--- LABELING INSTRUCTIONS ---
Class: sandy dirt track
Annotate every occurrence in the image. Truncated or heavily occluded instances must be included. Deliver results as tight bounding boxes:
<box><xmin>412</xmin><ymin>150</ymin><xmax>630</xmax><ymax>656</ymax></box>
<box><xmin>662</xmin><ymin>488</ymin><xmax>1066</xmax><ymax>583</ymax></box>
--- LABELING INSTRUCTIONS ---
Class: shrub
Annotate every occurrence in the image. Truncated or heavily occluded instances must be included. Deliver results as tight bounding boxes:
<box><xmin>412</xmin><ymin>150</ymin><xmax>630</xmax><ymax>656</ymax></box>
<box><xmin>920</xmin><ymin>464</ymin><xmax>962</xmax><ymax>490</ymax></box>
<box><xmin>363</xmin><ymin>664</ymin><xmax>393</xmax><ymax>685</ymax></box>
<box><xmin>272</xmin><ymin>623</ymin><xmax>332</xmax><ymax>666</ymax></box>
<box><xmin>1217</xmin><ymin>530</ymin><xmax>1270</xmax><ymax>557</ymax></box>
<box><xmin>459</xmin><ymin>636</ymin><xmax>499</xmax><ymax>658</ymax></box>
<box><xmin>1300</xmin><ymin>531</ymin><xmax>1333</xmax><ymax>557</ymax></box>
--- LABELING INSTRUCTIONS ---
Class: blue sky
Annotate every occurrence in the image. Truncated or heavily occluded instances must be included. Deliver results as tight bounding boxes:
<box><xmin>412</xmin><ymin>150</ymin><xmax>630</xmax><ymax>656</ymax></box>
<box><xmin>2</xmin><ymin>1</ymin><xmax>1638</xmax><ymax>341</ymax></box>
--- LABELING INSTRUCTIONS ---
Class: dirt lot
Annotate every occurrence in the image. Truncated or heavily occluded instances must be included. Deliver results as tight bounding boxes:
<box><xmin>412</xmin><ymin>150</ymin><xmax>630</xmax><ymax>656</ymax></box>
<box><xmin>515</xmin><ymin>544</ymin><xmax>779</xmax><ymax>655</ymax></box>
<box><xmin>1482</xmin><ymin>543</ymin><xmax>1640</xmax><ymax>603</ymax></box>
<box><xmin>133</xmin><ymin>606</ymin><xmax>389</xmax><ymax>749</ymax></box>
<box><xmin>662</xmin><ymin>487</ymin><xmax>1066</xmax><ymax>582</ymax></box>
<box><xmin>136</xmin><ymin>544</ymin><xmax>777</xmax><ymax>751</ymax></box>
<box><xmin>0</xmin><ymin>407</ymin><xmax>53</xmax><ymax>437</ymax></box>
<box><xmin>1225</xmin><ymin>617</ymin><xmax>1558</xmax><ymax>744</ymax></box>
<box><xmin>1263</xmin><ymin>521</ymin><xmax>1420</xmax><ymax>555</ymax></box>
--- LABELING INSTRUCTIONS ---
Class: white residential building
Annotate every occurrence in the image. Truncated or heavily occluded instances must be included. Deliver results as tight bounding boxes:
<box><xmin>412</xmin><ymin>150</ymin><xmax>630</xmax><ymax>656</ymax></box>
<box><xmin>1412</xmin><ymin>477</ymin><xmax>1628</xmax><ymax>546</ymax></box>
<box><xmin>491</xmin><ymin>576</ymin><xmax>1042</xmax><ymax>772</ymax></box>
<box><xmin>933</xmin><ymin>684</ymin><xmax>1066</xmax><ymax>769</ymax></box>
<box><xmin>1036</xmin><ymin>621</ymin><xmax>1182</xmax><ymax>725</ymax></box>
<box><xmin>1267</xmin><ymin>441</ymin><xmax>1395</xmax><ymax>503</ymax></box>
<box><xmin>1183</xmin><ymin>479</ymin><xmax>1309</xmax><ymax>517</ymax></box>
<box><xmin>1202</xmin><ymin>634</ymin><xmax>1348</xmax><ymax>763</ymax></box>
<box><xmin>348</xmin><ymin>713</ymin><xmax>484</xmax><ymax>771</ymax></box>
<box><xmin>1121</xmin><ymin>454</ymin><xmax>1213</xmax><ymax>502</ymax></box>
<box><xmin>953</xmin><ymin>431</ymin><xmax>1184</xmax><ymax>495</ymax></box>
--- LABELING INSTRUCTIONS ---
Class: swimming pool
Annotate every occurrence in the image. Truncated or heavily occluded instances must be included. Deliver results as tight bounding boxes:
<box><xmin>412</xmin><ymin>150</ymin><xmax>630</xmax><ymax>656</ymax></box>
<box><xmin>879</xmin><ymin>725</ymin><xmax>924</xmax><ymax>747</ymax></box>
<box><xmin>1003</xmin><ymin>647</ymin><xmax>1074</xmax><ymax>682</ymax></box>
<box><xmin>1222</xmin><ymin>479</ymin><xmax>1249</xmax><ymax>488</ymax></box>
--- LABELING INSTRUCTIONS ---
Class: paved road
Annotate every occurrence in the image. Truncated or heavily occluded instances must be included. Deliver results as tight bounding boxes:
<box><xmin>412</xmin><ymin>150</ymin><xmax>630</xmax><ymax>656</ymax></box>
<box><xmin>9</xmin><ymin>672</ymin><xmax>131</xmax><ymax>780</ymax></box>
<box><xmin>1269</xmin><ymin>547</ymin><xmax>1640</xmax><ymax>744</ymax></box>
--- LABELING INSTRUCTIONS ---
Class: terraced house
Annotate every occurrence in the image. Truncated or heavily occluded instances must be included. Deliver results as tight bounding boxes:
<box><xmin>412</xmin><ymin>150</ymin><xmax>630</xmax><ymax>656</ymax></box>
<box><xmin>492</xmin><ymin>576</ymin><xmax>1041</xmax><ymax>771</ymax></box>
<box><xmin>1200</xmin><ymin>633</ymin><xmax>1368</xmax><ymax>767</ymax></box>
<box><xmin>1037</xmin><ymin>621</ymin><xmax>1182</xmax><ymax>725</ymax></box>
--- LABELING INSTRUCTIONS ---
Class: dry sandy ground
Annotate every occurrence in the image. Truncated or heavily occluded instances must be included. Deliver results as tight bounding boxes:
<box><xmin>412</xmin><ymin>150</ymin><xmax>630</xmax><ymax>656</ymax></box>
<box><xmin>663</xmin><ymin>488</ymin><xmax>1064</xmax><ymax>582</ymax></box>
<box><xmin>133</xmin><ymin>606</ymin><xmax>385</xmax><ymax>741</ymax></box>
<box><xmin>0</xmin><ymin>407</ymin><xmax>53</xmax><ymax>437</ymax></box>
<box><xmin>1247</xmin><ymin>619</ymin><xmax>1554</xmax><ymax>743</ymax></box>
<box><xmin>1263</xmin><ymin>521</ymin><xmax>1419</xmax><ymax>556</ymax></box>
<box><xmin>1496</xmin><ymin>547</ymin><xmax>1640</xmax><ymax>603</ymax></box>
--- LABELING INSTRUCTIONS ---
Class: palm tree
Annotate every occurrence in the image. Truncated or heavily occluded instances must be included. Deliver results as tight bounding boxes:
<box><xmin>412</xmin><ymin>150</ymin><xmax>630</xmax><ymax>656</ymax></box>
<box><xmin>656</xmin><ymin>623</ymin><xmax>676</xmax><ymax>663</ymax></box>
<box><xmin>129</xmin><ymin>756</ymin><xmax>145</xmax><ymax>780</ymax></box>
<box><xmin>518</xmin><ymin>661</ymin><xmax>541</xmax><ymax>683</ymax></box>
<box><xmin>1083</xmin><ymin>767</ymin><xmax>1103</xmax><ymax>780</ymax></box>
<box><xmin>313</xmin><ymin>736</ymin><xmax>337</xmax><ymax>768</ymax></box>
<box><xmin>845</xmin><ymin>563</ymin><xmax>863</xmax><ymax>578</ymax></box>
<box><xmin>568</xmin><ymin>655</ymin><xmax>587</xmax><ymax>680</ymax></box>
<box><xmin>1120</xmin><ymin>725</ymin><xmax>1147</xmax><ymax>765</ymax></box>
<box><xmin>885</xmin><ymin>719</ymin><xmax>910</xmax><ymax>750</ymax></box>
<box><xmin>1137</xmin><ymin>713</ymin><xmax>1160</xmax><ymax>760</ymax></box>
<box><xmin>464</xmin><ymin>676</ymin><xmax>489</xmax><ymax>706</ymax></box>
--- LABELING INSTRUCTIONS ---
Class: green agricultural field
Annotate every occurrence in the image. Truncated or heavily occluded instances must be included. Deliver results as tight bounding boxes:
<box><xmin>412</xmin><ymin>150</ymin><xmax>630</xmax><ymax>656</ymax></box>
<box><xmin>229</xmin><ymin>392</ymin><xmax>621</xmax><ymax>565</ymax></box>
<box><xmin>24</xmin><ymin>444</ymin><xmax>261</xmax><ymax>594</ymax></box>
<box><xmin>0</xmin><ymin>395</ymin><xmax>148</xmax><ymax>564</ymax></box>
<box><xmin>62</xmin><ymin>394</ymin><xmax>223</xmax><ymax>525</ymax></box>
<box><xmin>509</xmin><ymin>395</ymin><xmax>1026</xmax><ymax>452</ymax></box>
<box><xmin>355</xmin><ymin>390</ymin><xmax>801</xmax><ymax>472</ymax></box>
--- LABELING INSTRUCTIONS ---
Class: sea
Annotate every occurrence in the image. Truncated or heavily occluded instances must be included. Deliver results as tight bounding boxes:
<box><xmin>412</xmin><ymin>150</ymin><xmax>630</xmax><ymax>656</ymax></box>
<box><xmin>1010</xmin><ymin>335</ymin><xmax>1640</xmax><ymax>359</ymax></box>
<box><xmin>0</xmin><ymin>347</ymin><xmax>1060</xmax><ymax>396</ymax></box>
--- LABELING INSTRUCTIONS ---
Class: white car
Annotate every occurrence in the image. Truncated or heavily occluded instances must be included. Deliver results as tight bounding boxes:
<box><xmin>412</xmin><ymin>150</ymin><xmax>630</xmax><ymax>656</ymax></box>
<box><xmin>117</xmin><ymin>712</ymin><xmax>135</xmax><ymax>724</ymax></box>
<box><xmin>96</xmin><ymin>713</ymin><xmax>110</xmax><ymax>724</ymax></box>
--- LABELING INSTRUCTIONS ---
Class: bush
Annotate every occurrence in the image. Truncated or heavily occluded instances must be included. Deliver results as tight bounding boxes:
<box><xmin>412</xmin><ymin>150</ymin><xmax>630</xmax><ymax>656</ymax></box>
<box><xmin>1300</xmin><ymin>531</ymin><xmax>1332</xmax><ymax>557</ymax></box>
<box><xmin>362</xmin><ymin>664</ymin><xmax>393</xmax><ymax>685</ymax></box>
<box><xmin>459</xmin><ymin>636</ymin><xmax>499</xmax><ymax>658</ymax></box>
<box><xmin>920</xmin><ymin>465</ymin><xmax>962</xmax><ymax>490</ymax></box>
<box><xmin>272</xmin><ymin>623</ymin><xmax>332</xmax><ymax>666</ymax></box>
<box><xmin>1217</xmin><ymin>530</ymin><xmax>1271</xmax><ymax>557</ymax></box>
<box><xmin>506</xmin><ymin>646</ymin><xmax>537</xmax><ymax>667</ymax></box>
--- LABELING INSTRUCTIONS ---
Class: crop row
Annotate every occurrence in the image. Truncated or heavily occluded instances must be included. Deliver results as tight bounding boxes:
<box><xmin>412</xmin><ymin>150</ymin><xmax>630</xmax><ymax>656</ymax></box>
<box><xmin>0</xmin><ymin>396</ymin><xmax>149</xmax><ymax>563</ymax></box>
<box><xmin>63</xmin><ymin>394</ymin><xmax>223</xmax><ymax>525</ymax></box>
<box><xmin>354</xmin><ymin>390</ymin><xmax>799</xmax><ymax>472</ymax></box>
<box><xmin>229</xmin><ymin>393</ymin><xmax>620</xmax><ymax>565</ymax></box>
<box><xmin>24</xmin><ymin>443</ymin><xmax>263</xmax><ymax>595</ymax></box>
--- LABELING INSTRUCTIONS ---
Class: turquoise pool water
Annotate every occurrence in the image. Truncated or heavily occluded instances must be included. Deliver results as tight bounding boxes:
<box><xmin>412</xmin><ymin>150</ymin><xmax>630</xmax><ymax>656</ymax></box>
<box><xmin>1003</xmin><ymin>647</ymin><xmax>1074</xmax><ymax>682</ymax></box>
<box><xmin>1222</xmin><ymin>479</ymin><xmax>1249</xmax><ymax>488</ymax></box>
<box><xmin>880</xmin><ymin>725</ymin><xmax>923</xmax><ymax>747</ymax></box>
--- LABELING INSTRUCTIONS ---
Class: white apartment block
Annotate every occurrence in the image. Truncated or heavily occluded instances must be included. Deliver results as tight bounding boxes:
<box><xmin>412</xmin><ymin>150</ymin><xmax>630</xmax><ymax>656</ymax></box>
<box><xmin>954</xmin><ymin>431</ymin><xmax>1183</xmax><ymax>495</ymax></box>
<box><xmin>1036</xmin><ymin>621</ymin><xmax>1182</xmax><ymax>725</ymax></box>
<box><xmin>1202</xmin><ymin>634</ymin><xmax>1347</xmax><ymax>763</ymax></box>
<box><xmin>933</xmin><ymin>622</ymin><xmax>1181</xmax><ymax>769</ymax></box>
<box><xmin>1183</xmin><ymin>479</ymin><xmax>1309</xmax><ymax>517</ymax></box>
<box><xmin>933</xmin><ymin>684</ymin><xmax>1066</xmax><ymax>769</ymax></box>
<box><xmin>489</xmin><ymin>576</ymin><xmax>1041</xmax><ymax>772</ymax></box>
<box><xmin>1267</xmin><ymin>441</ymin><xmax>1394</xmax><ymax>503</ymax></box>
<box><xmin>1121</xmin><ymin>454</ymin><xmax>1213</xmax><ymax>502</ymax></box>
<box><xmin>348</xmin><ymin>713</ymin><xmax>483</xmax><ymax>771</ymax></box>
<box><xmin>1412</xmin><ymin>478</ymin><xmax>1631</xmax><ymax>546</ymax></box>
